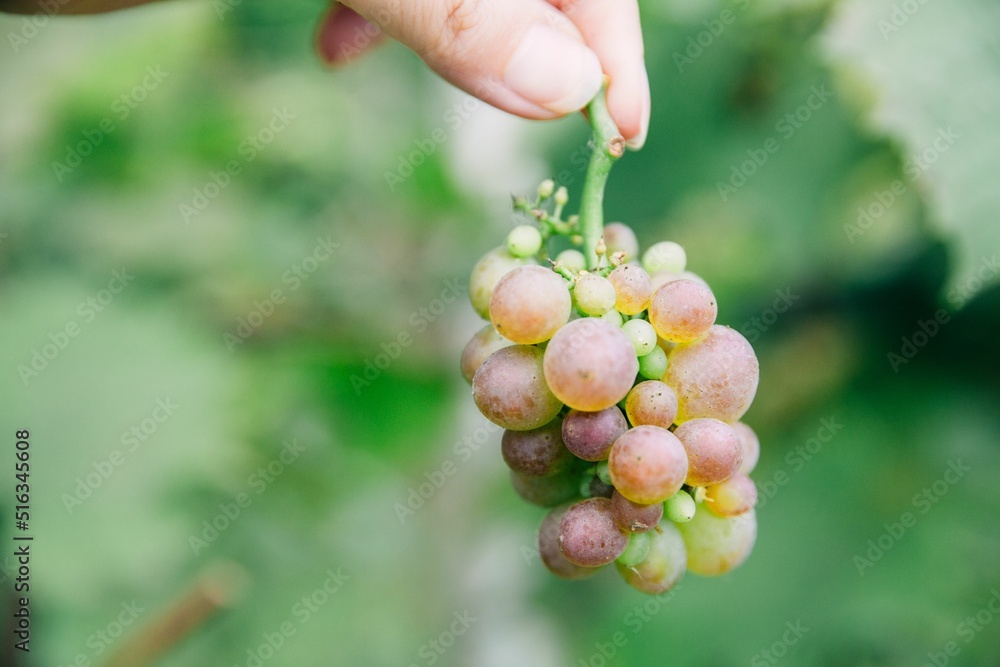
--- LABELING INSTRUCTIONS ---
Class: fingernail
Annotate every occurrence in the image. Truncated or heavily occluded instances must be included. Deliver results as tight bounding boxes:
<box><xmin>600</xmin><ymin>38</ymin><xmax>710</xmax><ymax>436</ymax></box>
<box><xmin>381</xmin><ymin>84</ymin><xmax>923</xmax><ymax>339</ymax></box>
<box><xmin>626</xmin><ymin>71</ymin><xmax>651</xmax><ymax>150</ymax></box>
<box><xmin>504</xmin><ymin>24</ymin><xmax>603</xmax><ymax>115</ymax></box>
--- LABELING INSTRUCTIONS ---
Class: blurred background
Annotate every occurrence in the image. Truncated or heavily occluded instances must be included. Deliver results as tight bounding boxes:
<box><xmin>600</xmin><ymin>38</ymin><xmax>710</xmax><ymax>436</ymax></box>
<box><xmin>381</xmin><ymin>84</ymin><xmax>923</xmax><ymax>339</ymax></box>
<box><xmin>2</xmin><ymin>0</ymin><xmax>999</xmax><ymax>665</ymax></box>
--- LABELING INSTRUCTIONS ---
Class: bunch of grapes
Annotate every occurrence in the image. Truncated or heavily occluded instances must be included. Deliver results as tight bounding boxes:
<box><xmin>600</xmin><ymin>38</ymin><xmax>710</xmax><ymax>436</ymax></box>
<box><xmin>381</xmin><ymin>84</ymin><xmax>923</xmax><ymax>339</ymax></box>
<box><xmin>460</xmin><ymin>177</ymin><xmax>761</xmax><ymax>594</ymax></box>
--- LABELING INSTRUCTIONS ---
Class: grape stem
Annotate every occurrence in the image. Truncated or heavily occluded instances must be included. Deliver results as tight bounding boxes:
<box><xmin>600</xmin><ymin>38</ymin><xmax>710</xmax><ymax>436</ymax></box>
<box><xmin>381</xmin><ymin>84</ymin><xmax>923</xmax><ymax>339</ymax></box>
<box><xmin>579</xmin><ymin>81</ymin><xmax>625</xmax><ymax>270</ymax></box>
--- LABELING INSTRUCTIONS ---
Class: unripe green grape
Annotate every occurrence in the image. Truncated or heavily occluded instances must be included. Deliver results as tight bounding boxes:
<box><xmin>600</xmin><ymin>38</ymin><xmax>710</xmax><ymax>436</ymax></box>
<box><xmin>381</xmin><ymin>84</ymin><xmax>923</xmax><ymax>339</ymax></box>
<box><xmin>472</xmin><ymin>345</ymin><xmax>563</xmax><ymax>430</ymax></box>
<box><xmin>603</xmin><ymin>222</ymin><xmax>640</xmax><ymax>262</ymax></box>
<box><xmin>621</xmin><ymin>319</ymin><xmax>657</xmax><ymax>356</ymax></box>
<box><xmin>608</xmin><ymin>264</ymin><xmax>653</xmax><ymax>315</ymax></box>
<box><xmin>616</xmin><ymin>531</ymin><xmax>652</xmax><ymax>567</ymax></box>
<box><xmin>490</xmin><ymin>265</ymin><xmax>571</xmax><ymax>344</ymax></box>
<box><xmin>638</xmin><ymin>346</ymin><xmax>668</xmax><ymax>380</ymax></box>
<box><xmin>469</xmin><ymin>247</ymin><xmax>532</xmax><ymax>319</ymax></box>
<box><xmin>460</xmin><ymin>325</ymin><xmax>513</xmax><ymax>383</ymax></box>
<box><xmin>538</xmin><ymin>179</ymin><xmax>556</xmax><ymax>200</ymax></box>
<box><xmin>608</xmin><ymin>425</ymin><xmax>688</xmax><ymax>504</ymax></box>
<box><xmin>601</xmin><ymin>310</ymin><xmax>624</xmax><ymax>327</ymax></box>
<box><xmin>611</xmin><ymin>489</ymin><xmax>664</xmax><ymax>533</ymax></box>
<box><xmin>642</xmin><ymin>241</ymin><xmax>687</xmax><ymax>275</ymax></box>
<box><xmin>664</xmin><ymin>489</ymin><xmax>696</xmax><ymax>523</ymax></box>
<box><xmin>666</xmin><ymin>325</ymin><xmax>759</xmax><ymax>423</ymax></box>
<box><xmin>538</xmin><ymin>504</ymin><xmax>601</xmax><ymax>579</ymax></box>
<box><xmin>596</xmin><ymin>461</ymin><xmax>612</xmax><ymax>485</ymax></box>
<box><xmin>574</xmin><ymin>273</ymin><xmax>617</xmax><ymax>316</ymax></box>
<box><xmin>678</xmin><ymin>507</ymin><xmax>757</xmax><ymax>576</ymax></box>
<box><xmin>731</xmin><ymin>422</ymin><xmax>760</xmax><ymax>475</ymax></box>
<box><xmin>558</xmin><ymin>497</ymin><xmax>629</xmax><ymax>567</ymax></box>
<box><xmin>556</xmin><ymin>249</ymin><xmax>586</xmax><ymax>273</ymax></box>
<box><xmin>580</xmin><ymin>473</ymin><xmax>614</xmax><ymax>499</ymax></box>
<box><xmin>624</xmin><ymin>381</ymin><xmax>679</xmax><ymax>429</ymax></box>
<box><xmin>673</xmin><ymin>418</ymin><xmax>743</xmax><ymax>487</ymax></box>
<box><xmin>543</xmin><ymin>319</ymin><xmax>638</xmax><ymax>412</ymax></box>
<box><xmin>506</xmin><ymin>225</ymin><xmax>543</xmax><ymax>258</ymax></box>
<box><xmin>616</xmin><ymin>521</ymin><xmax>687</xmax><ymax>595</ymax></box>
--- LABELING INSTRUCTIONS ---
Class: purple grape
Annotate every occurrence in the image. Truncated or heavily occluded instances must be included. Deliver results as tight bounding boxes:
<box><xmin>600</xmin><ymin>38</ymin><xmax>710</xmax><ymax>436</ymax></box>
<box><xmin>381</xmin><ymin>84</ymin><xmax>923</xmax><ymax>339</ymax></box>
<box><xmin>501</xmin><ymin>419</ymin><xmax>573</xmax><ymax>477</ymax></box>
<box><xmin>558</xmin><ymin>497</ymin><xmax>629</xmax><ymax>567</ymax></box>
<box><xmin>562</xmin><ymin>406</ymin><xmax>629</xmax><ymax>462</ymax></box>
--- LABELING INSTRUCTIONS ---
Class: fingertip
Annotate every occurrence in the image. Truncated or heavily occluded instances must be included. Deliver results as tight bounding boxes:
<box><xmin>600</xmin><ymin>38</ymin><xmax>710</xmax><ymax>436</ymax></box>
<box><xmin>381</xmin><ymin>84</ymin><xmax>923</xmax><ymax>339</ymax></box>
<box><xmin>315</xmin><ymin>4</ymin><xmax>385</xmax><ymax>67</ymax></box>
<box><xmin>609</xmin><ymin>66</ymin><xmax>650</xmax><ymax>150</ymax></box>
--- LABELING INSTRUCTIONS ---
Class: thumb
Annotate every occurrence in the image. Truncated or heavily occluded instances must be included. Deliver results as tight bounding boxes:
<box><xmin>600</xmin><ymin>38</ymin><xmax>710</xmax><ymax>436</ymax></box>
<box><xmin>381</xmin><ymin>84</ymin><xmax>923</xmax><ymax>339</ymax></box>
<box><xmin>340</xmin><ymin>0</ymin><xmax>603</xmax><ymax>119</ymax></box>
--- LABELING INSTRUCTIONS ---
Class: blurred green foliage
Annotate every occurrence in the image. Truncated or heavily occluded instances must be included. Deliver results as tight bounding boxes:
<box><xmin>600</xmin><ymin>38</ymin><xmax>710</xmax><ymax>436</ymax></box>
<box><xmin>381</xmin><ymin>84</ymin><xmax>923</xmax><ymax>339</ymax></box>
<box><xmin>1</xmin><ymin>0</ymin><xmax>999</xmax><ymax>665</ymax></box>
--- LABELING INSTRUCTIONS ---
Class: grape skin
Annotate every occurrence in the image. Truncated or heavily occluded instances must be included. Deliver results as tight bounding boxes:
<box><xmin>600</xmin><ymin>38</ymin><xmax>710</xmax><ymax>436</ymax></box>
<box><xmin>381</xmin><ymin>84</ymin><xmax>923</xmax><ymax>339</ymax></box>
<box><xmin>538</xmin><ymin>504</ymin><xmax>601</xmax><ymax>579</ymax></box>
<box><xmin>490</xmin><ymin>265</ymin><xmax>571</xmax><ymax>344</ymax></box>
<box><xmin>664</xmin><ymin>489</ymin><xmax>696</xmax><ymax>523</ymax></box>
<box><xmin>648</xmin><ymin>279</ymin><xmax>718</xmax><ymax>344</ymax></box>
<box><xmin>678</xmin><ymin>507</ymin><xmax>757</xmax><ymax>576</ymax></box>
<box><xmin>501</xmin><ymin>419</ymin><xmax>573</xmax><ymax>477</ymax></box>
<box><xmin>622</xmin><ymin>318</ymin><xmax>658</xmax><ymax>356</ymax></box>
<box><xmin>616</xmin><ymin>521</ymin><xmax>687</xmax><ymax>594</ymax></box>
<box><xmin>558</xmin><ymin>497</ymin><xmax>629</xmax><ymax>567</ymax></box>
<box><xmin>611</xmin><ymin>489</ymin><xmax>664</xmax><ymax>533</ymax></box>
<box><xmin>543</xmin><ymin>319</ymin><xmax>639</xmax><ymax>412</ymax></box>
<box><xmin>705</xmin><ymin>474</ymin><xmax>758</xmax><ymax>517</ymax></box>
<box><xmin>607</xmin><ymin>264</ymin><xmax>653</xmax><ymax>315</ymax></box>
<box><xmin>732</xmin><ymin>422</ymin><xmax>760</xmax><ymax>475</ymax></box>
<box><xmin>616</xmin><ymin>531</ymin><xmax>651</xmax><ymax>567</ymax></box>
<box><xmin>562</xmin><ymin>406</ymin><xmax>628</xmax><ymax>461</ymax></box>
<box><xmin>510</xmin><ymin>469</ymin><xmax>579</xmax><ymax>507</ymax></box>
<box><xmin>603</xmin><ymin>222</ymin><xmax>640</xmax><ymax>262</ymax></box>
<box><xmin>460</xmin><ymin>325</ymin><xmax>513</xmax><ymax>383</ymax></box>
<box><xmin>608</xmin><ymin>425</ymin><xmax>689</xmax><ymax>504</ymax></box>
<box><xmin>637</xmin><ymin>346</ymin><xmax>668</xmax><ymax>380</ymax></box>
<box><xmin>574</xmin><ymin>273</ymin><xmax>618</xmax><ymax>316</ymax></box>
<box><xmin>472</xmin><ymin>346</ymin><xmax>563</xmax><ymax>431</ymax></box>
<box><xmin>642</xmin><ymin>241</ymin><xmax>687</xmax><ymax>275</ymax></box>
<box><xmin>665</xmin><ymin>325</ymin><xmax>759</xmax><ymax>423</ymax></box>
<box><xmin>673</xmin><ymin>418</ymin><xmax>743</xmax><ymax>487</ymax></box>
<box><xmin>624</xmin><ymin>381</ymin><xmax>679</xmax><ymax>430</ymax></box>
<box><xmin>469</xmin><ymin>247</ymin><xmax>532</xmax><ymax>319</ymax></box>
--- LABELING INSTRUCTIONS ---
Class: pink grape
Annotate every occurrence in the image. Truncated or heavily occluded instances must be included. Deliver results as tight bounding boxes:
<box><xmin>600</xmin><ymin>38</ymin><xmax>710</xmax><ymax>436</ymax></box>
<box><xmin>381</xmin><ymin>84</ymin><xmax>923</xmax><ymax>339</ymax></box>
<box><xmin>648</xmin><ymin>279</ymin><xmax>718</xmax><ymax>344</ymax></box>
<box><xmin>610</xmin><ymin>489</ymin><xmax>664</xmax><ymax>533</ymax></box>
<box><xmin>608</xmin><ymin>426</ymin><xmax>689</xmax><ymax>504</ymax></box>
<box><xmin>665</xmin><ymin>325</ymin><xmax>759</xmax><ymax>423</ymax></box>
<box><xmin>501</xmin><ymin>420</ymin><xmax>573</xmax><ymax>477</ymax></box>
<box><xmin>489</xmin><ymin>265</ymin><xmax>571</xmax><ymax>344</ymax></box>
<box><xmin>616</xmin><ymin>521</ymin><xmax>687</xmax><ymax>594</ymax></box>
<box><xmin>460</xmin><ymin>324</ymin><xmax>513</xmax><ymax>383</ymax></box>
<box><xmin>705</xmin><ymin>474</ymin><xmax>758</xmax><ymax>517</ymax></box>
<box><xmin>538</xmin><ymin>505</ymin><xmax>601</xmax><ymax>579</ymax></box>
<box><xmin>624</xmin><ymin>381</ymin><xmax>679</xmax><ymax>429</ymax></box>
<box><xmin>678</xmin><ymin>508</ymin><xmax>757</xmax><ymax>576</ymax></box>
<box><xmin>732</xmin><ymin>422</ymin><xmax>760</xmax><ymax>475</ymax></box>
<box><xmin>561</xmin><ymin>406</ymin><xmax>628</xmax><ymax>462</ymax></box>
<box><xmin>607</xmin><ymin>264</ymin><xmax>653</xmax><ymax>315</ymax></box>
<box><xmin>469</xmin><ymin>247</ymin><xmax>532</xmax><ymax>319</ymax></box>
<box><xmin>603</xmin><ymin>222</ymin><xmax>640</xmax><ymax>262</ymax></box>
<box><xmin>472</xmin><ymin>346</ymin><xmax>563</xmax><ymax>430</ymax></box>
<box><xmin>673</xmin><ymin>418</ymin><xmax>743</xmax><ymax>487</ymax></box>
<box><xmin>558</xmin><ymin>497</ymin><xmax>629</xmax><ymax>567</ymax></box>
<box><xmin>543</xmin><ymin>318</ymin><xmax>638</xmax><ymax>412</ymax></box>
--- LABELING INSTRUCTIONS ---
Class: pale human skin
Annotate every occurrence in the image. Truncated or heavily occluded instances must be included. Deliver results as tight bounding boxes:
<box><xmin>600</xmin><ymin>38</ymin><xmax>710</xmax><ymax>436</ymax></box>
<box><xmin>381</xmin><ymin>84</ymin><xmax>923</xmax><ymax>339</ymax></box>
<box><xmin>2</xmin><ymin>0</ymin><xmax>650</xmax><ymax>148</ymax></box>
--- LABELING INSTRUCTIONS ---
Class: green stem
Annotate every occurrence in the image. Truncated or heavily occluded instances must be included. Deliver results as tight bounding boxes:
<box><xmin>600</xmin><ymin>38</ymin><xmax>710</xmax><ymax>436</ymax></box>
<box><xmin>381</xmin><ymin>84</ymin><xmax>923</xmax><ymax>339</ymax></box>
<box><xmin>579</xmin><ymin>84</ymin><xmax>625</xmax><ymax>270</ymax></box>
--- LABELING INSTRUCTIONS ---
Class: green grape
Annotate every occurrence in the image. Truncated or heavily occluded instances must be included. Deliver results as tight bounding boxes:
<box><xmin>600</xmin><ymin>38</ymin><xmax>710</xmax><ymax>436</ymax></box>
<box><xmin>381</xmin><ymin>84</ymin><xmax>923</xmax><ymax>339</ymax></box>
<box><xmin>562</xmin><ymin>406</ymin><xmax>628</xmax><ymax>461</ymax></box>
<box><xmin>506</xmin><ymin>225</ymin><xmax>543</xmax><ymax>258</ymax></box>
<box><xmin>621</xmin><ymin>319</ymin><xmax>657</xmax><ymax>356</ymax></box>
<box><xmin>558</xmin><ymin>497</ymin><xmax>629</xmax><ymax>567</ymax></box>
<box><xmin>556</xmin><ymin>249</ymin><xmax>586</xmax><ymax>273</ymax></box>
<box><xmin>616</xmin><ymin>531</ymin><xmax>652</xmax><ymax>567</ymax></box>
<box><xmin>673</xmin><ymin>418</ymin><xmax>743</xmax><ymax>487</ymax></box>
<box><xmin>469</xmin><ymin>247</ymin><xmax>532</xmax><ymax>319</ymax></box>
<box><xmin>616</xmin><ymin>521</ymin><xmax>687</xmax><ymax>594</ymax></box>
<box><xmin>624</xmin><ymin>381</ymin><xmax>679</xmax><ymax>429</ymax></box>
<box><xmin>648</xmin><ymin>279</ymin><xmax>718</xmax><ymax>344</ymax></box>
<box><xmin>603</xmin><ymin>222</ymin><xmax>640</xmax><ymax>262</ymax></box>
<box><xmin>608</xmin><ymin>264</ymin><xmax>652</xmax><ymax>315</ymax></box>
<box><xmin>538</xmin><ymin>504</ymin><xmax>601</xmax><ymax>579</ymax></box>
<box><xmin>705</xmin><ymin>474</ymin><xmax>758</xmax><ymax>517</ymax></box>
<box><xmin>600</xmin><ymin>310</ymin><xmax>624</xmax><ymax>327</ymax></box>
<box><xmin>543</xmin><ymin>319</ymin><xmax>638</xmax><ymax>412</ymax></box>
<box><xmin>611</xmin><ymin>489</ymin><xmax>664</xmax><ymax>533</ymax></box>
<box><xmin>638</xmin><ymin>346</ymin><xmax>668</xmax><ymax>380</ymax></box>
<box><xmin>596</xmin><ymin>460</ymin><xmax>612</xmax><ymax>485</ymax></box>
<box><xmin>664</xmin><ymin>489</ymin><xmax>696</xmax><ymax>523</ymax></box>
<box><xmin>666</xmin><ymin>325</ymin><xmax>759</xmax><ymax>423</ymax></box>
<box><xmin>472</xmin><ymin>346</ymin><xmax>563</xmax><ymax>430</ymax></box>
<box><xmin>608</xmin><ymin>425</ymin><xmax>688</xmax><ymax>504</ymax></box>
<box><xmin>678</xmin><ymin>507</ymin><xmax>757</xmax><ymax>576</ymax></box>
<box><xmin>574</xmin><ymin>272</ymin><xmax>617</xmax><ymax>316</ymax></box>
<box><xmin>537</xmin><ymin>179</ymin><xmax>556</xmax><ymax>200</ymax></box>
<box><xmin>501</xmin><ymin>419</ymin><xmax>573</xmax><ymax>477</ymax></box>
<box><xmin>642</xmin><ymin>241</ymin><xmax>687</xmax><ymax>275</ymax></box>
<box><xmin>732</xmin><ymin>422</ymin><xmax>760</xmax><ymax>475</ymax></box>
<box><xmin>460</xmin><ymin>324</ymin><xmax>513</xmax><ymax>383</ymax></box>
<box><xmin>489</xmin><ymin>265</ymin><xmax>571</xmax><ymax>344</ymax></box>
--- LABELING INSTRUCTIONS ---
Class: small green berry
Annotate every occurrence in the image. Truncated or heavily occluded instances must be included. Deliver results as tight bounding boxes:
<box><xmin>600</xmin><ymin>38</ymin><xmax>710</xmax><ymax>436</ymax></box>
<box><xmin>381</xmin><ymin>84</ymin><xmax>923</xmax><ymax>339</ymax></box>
<box><xmin>554</xmin><ymin>186</ymin><xmax>569</xmax><ymax>207</ymax></box>
<box><xmin>596</xmin><ymin>461</ymin><xmax>612</xmax><ymax>486</ymax></box>
<box><xmin>616</xmin><ymin>531</ymin><xmax>651</xmax><ymax>567</ymax></box>
<box><xmin>556</xmin><ymin>249</ymin><xmax>586</xmax><ymax>273</ymax></box>
<box><xmin>506</xmin><ymin>225</ymin><xmax>543</xmax><ymax>258</ymax></box>
<box><xmin>622</xmin><ymin>319</ymin><xmax>657</xmax><ymax>356</ymax></box>
<box><xmin>664</xmin><ymin>489</ymin><xmax>696</xmax><ymax>523</ymax></box>
<box><xmin>538</xmin><ymin>179</ymin><xmax>555</xmax><ymax>200</ymax></box>
<box><xmin>638</xmin><ymin>346</ymin><xmax>668</xmax><ymax>380</ymax></box>
<box><xmin>642</xmin><ymin>241</ymin><xmax>687</xmax><ymax>275</ymax></box>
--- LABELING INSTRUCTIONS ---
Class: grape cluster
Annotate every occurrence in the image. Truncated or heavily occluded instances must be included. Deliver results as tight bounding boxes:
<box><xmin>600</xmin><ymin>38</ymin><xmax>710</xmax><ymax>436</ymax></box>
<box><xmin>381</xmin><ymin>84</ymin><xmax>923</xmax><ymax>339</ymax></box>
<box><xmin>461</xmin><ymin>181</ymin><xmax>761</xmax><ymax>594</ymax></box>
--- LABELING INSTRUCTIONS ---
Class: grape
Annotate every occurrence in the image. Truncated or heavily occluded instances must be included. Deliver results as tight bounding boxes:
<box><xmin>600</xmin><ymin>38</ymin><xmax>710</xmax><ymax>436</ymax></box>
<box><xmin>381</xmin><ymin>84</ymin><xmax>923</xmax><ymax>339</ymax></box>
<box><xmin>678</xmin><ymin>508</ymin><xmax>757</xmax><ymax>576</ymax></box>
<box><xmin>596</xmin><ymin>460</ymin><xmax>612</xmax><ymax>485</ymax></box>
<box><xmin>621</xmin><ymin>319</ymin><xmax>657</xmax><ymax>356</ymax></box>
<box><xmin>732</xmin><ymin>422</ymin><xmax>760</xmax><ymax>475</ymax></box>
<box><xmin>543</xmin><ymin>318</ymin><xmax>639</xmax><ymax>411</ymax></box>
<box><xmin>624</xmin><ymin>381</ymin><xmax>679</xmax><ymax>429</ymax></box>
<box><xmin>642</xmin><ymin>241</ymin><xmax>687</xmax><ymax>275</ymax></box>
<box><xmin>607</xmin><ymin>264</ymin><xmax>653</xmax><ymax>315</ymax></box>
<box><xmin>616</xmin><ymin>531</ymin><xmax>651</xmax><ymax>567</ymax></box>
<box><xmin>680</xmin><ymin>271</ymin><xmax>709</xmax><ymax>288</ymax></box>
<box><xmin>650</xmin><ymin>270</ymin><xmax>682</xmax><ymax>291</ymax></box>
<box><xmin>562</xmin><ymin>406</ymin><xmax>628</xmax><ymax>461</ymax></box>
<box><xmin>601</xmin><ymin>310</ymin><xmax>624</xmax><ymax>327</ymax></box>
<box><xmin>538</xmin><ymin>504</ymin><xmax>600</xmax><ymax>579</ymax></box>
<box><xmin>583</xmin><ymin>474</ymin><xmax>615</xmax><ymax>499</ymax></box>
<box><xmin>574</xmin><ymin>273</ymin><xmax>617</xmax><ymax>316</ymax></box>
<box><xmin>665</xmin><ymin>325</ymin><xmax>759</xmax><ymax>423</ymax></box>
<box><xmin>603</xmin><ymin>222</ymin><xmax>640</xmax><ymax>261</ymax></box>
<box><xmin>608</xmin><ymin>425</ymin><xmax>688</xmax><ymax>504</ymax></box>
<box><xmin>489</xmin><ymin>265</ymin><xmax>571</xmax><ymax>344</ymax></box>
<box><xmin>705</xmin><ymin>474</ymin><xmax>757</xmax><ymax>517</ymax></box>
<box><xmin>616</xmin><ymin>521</ymin><xmax>687</xmax><ymax>594</ymax></box>
<box><xmin>460</xmin><ymin>325</ymin><xmax>513</xmax><ymax>383</ymax></box>
<box><xmin>469</xmin><ymin>247</ymin><xmax>532</xmax><ymax>319</ymax></box>
<box><xmin>472</xmin><ymin>346</ymin><xmax>563</xmax><ymax>430</ymax></box>
<box><xmin>638</xmin><ymin>345</ymin><xmax>668</xmax><ymax>380</ymax></box>
<box><xmin>510</xmin><ymin>468</ymin><xmax>579</xmax><ymax>507</ymax></box>
<box><xmin>664</xmin><ymin>489</ymin><xmax>696</xmax><ymax>523</ymax></box>
<box><xmin>556</xmin><ymin>249</ymin><xmax>586</xmax><ymax>273</ymax></box>
<box><xmin>501</xmin><ymin>419</ymin><xmax>573</xmax><ymax>477</ymax></box>
<box><xmin>611</xmin><ymin>489</ymin><xmax>664</xmax><ymax>533</ymax></box>
<box><xmin>506</xmin><ymin>225</ymin><xmax>543</xmax><ymax>258</ymax></box>
<box><xmin>558</xmin><ymin>497</ymin><xmax>629</xmax><ymax>567</ymax></box>
<box><xmin>673</xmin><ymin>418</ymin><xmax>742</xmax><ymax>487</ymax></box>
<box><xmin>648</xmin><ymin>279</ymin><xmax>718</xmax><ymax>344</ymax></box>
